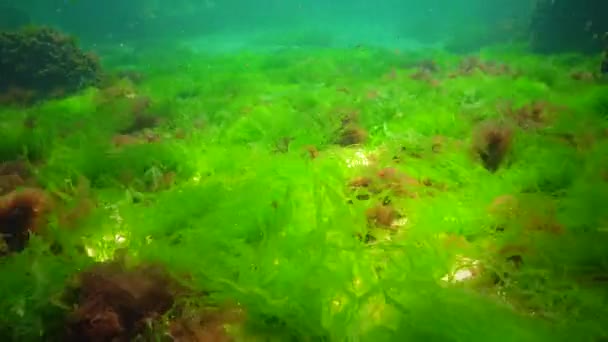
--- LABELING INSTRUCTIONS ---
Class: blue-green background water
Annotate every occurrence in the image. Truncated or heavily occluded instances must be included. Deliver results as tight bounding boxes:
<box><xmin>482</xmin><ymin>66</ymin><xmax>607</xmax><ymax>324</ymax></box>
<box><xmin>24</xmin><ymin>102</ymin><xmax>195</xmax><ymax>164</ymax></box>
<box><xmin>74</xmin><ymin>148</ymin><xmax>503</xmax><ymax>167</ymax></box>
<box><xmin>0</xmin><ymin>0</ymin><xmax>543</xmax><ymax>50</ymax></box>
<box><xmin>5</xmin><ymin>0</ymin><xmax>605</xmax><ymax>55</ymax></box>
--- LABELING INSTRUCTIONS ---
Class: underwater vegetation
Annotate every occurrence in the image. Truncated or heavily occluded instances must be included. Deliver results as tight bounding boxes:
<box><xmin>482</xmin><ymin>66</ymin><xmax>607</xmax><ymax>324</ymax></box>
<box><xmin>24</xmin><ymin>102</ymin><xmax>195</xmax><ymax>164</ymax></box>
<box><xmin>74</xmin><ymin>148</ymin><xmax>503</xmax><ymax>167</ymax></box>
<box><xmin>64</xmin><ymin>261</ymin><xmax>175</xmax><ymax>341</ymax></box>
<box><xmin>0</xmin><ymin>188</ymin><xmax>49</xmax><ymax>255</ymax></box>
<box><xmin>1</xmin><ymin>20</ymin><xmax>608</xmax><ymax>341</ymax></box>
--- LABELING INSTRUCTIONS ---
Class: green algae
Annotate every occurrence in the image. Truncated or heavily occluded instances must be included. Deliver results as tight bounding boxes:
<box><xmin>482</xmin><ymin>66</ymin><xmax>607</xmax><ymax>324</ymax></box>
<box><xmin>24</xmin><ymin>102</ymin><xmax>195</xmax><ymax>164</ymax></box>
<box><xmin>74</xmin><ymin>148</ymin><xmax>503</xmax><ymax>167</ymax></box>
<box><xmin>0</xmin><ymin>44</ymin><xmax>607</xmax><ymax>341</ymax></box>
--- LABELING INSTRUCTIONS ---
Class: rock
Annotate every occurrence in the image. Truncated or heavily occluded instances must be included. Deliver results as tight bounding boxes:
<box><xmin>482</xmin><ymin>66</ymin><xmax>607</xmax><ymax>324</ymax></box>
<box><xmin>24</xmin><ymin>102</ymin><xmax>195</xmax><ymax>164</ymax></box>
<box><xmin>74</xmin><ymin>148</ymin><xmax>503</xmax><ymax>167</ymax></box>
<box><xmin>0</xmin><ymin>26</ymin><xmax>102</xmax><ymax>103</ymax></box>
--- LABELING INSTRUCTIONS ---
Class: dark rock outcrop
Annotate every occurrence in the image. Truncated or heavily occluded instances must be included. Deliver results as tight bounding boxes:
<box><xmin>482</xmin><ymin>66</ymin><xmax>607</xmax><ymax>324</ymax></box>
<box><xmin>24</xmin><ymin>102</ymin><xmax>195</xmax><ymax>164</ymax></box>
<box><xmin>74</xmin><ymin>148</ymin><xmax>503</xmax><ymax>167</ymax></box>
<box><xmin>0</xmin><ymin>26</ymin><xmax>102</xmax><ymax>103</ymax></box>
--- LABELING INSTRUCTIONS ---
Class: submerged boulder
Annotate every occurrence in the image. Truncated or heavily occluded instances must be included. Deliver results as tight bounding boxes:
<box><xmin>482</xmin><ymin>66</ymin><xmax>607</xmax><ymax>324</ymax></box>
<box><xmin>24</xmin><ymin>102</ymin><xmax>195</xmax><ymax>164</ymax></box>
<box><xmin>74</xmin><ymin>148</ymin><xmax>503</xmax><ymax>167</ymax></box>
<box><xmin>0</xmin><ymin>26</ymin><xmax>102</xmax><ymax>103</ymax></box>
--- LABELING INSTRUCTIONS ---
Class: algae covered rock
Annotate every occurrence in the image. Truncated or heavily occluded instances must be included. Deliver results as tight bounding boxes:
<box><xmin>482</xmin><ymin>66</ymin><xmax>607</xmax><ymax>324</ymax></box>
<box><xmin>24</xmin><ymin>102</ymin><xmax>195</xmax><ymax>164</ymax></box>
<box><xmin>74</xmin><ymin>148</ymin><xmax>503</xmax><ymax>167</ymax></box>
<box><xmin>0</xmin><ymin>26</ymin><xmax>101</xmax><ymax>102</ymax></box>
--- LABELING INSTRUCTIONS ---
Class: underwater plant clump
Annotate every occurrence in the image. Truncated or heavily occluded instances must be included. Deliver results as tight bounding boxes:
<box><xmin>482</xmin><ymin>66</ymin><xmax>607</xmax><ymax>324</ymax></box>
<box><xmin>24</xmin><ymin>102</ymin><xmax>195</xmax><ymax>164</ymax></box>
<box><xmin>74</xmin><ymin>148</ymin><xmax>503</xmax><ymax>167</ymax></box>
<box><xmin>0</xmin><ymin>187</ymin><xmax>49</xmax><ymax>254</ymax></box>
<box><xmin>409</xmin><ymin>59</ymin><xmax>442</xmax><ymax>86</ymax></box>
<box><xmin>365</xmin><ymin>203</ymin><xmax>400</xmax><ymax>229</ymax></box>
<box><xmin>119</xmin><ymin>96</ymin><xmax>162</xmax><ymax>135</ymax></box>
<box><xmin>472</xmin><ymin>120</ymin><xmax>513</xmax><ymax>172</ymax></box>
<box><xmin>450</xmin><ymin>56</ymin><xmax>515</xmax><ymax>78</ymax></box>
<box><xmin>336</xmin><ymin>126</ymin><xmax>368</xmax><ymax>146</ymax></box>
<box><xmin>64</xmin><ymin>262</ymin><xmax>175</xmax><ymax>341</ymax></box>
<box><xmin>0</xmin><ymin>26</ymin><xmax>101</xmax><ymax>103</ymax></box>
<box><xmin>0</xmin><ymin>160</ymin><xmax>34</xmax><ymax>196</ymax></box>
<box><xmin>499</xmin><ymin>100</ymin><xmax>565</xmax><ymax>131</ymax></box>
<box><xmin>334</xmin><ymin>110</ymin><xmax>368</xmax><ymax>146</ymax></box>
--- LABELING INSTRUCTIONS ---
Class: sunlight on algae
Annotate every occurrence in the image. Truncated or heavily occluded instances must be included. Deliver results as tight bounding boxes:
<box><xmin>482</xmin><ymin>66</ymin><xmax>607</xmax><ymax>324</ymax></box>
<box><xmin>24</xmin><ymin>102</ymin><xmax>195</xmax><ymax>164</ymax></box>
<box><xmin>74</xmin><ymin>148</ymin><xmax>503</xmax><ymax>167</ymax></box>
<box><xmin>83</xmin><ymin>232</ymin><xmax>128</xmax><ymax>262</ymax></box>
<box><xmin>0</xmin><ymin>28</ymin><xmax>607</xmax><ymax>340</ymax></box>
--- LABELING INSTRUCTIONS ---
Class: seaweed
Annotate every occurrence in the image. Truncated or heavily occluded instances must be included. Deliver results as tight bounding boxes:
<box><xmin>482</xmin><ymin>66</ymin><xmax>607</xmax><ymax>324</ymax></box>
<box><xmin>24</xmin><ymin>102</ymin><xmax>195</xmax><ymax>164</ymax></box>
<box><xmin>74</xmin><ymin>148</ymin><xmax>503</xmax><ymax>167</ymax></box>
<box><xmin>0</xmin><ymin>40</ymin><xmax>606</xmax><ymax>341</ymax></box>
<box><xmin>0</xmin><ymin>188</ymin><xmax>49</xmax><ymax>254</ymax></box>
<box><xmin>64</xmin><ymin>262</ymin><xmax>175</xmax><ymax>341</ymax></box>
<box><xmin>472</xmin><ymin>120</ymin><xmax>513</xmax><ymax>172</ymax></box>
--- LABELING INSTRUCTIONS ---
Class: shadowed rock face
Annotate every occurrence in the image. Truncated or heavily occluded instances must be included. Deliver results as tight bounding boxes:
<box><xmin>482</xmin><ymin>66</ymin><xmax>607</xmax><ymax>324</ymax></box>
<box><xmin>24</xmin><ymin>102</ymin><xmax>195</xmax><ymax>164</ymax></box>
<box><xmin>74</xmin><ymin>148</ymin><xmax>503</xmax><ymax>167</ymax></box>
<box><xmin>530</xmin><ymin>0</ymin><xmax>608</xmax><ymax>54</ymax></box>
